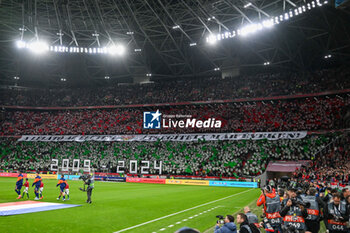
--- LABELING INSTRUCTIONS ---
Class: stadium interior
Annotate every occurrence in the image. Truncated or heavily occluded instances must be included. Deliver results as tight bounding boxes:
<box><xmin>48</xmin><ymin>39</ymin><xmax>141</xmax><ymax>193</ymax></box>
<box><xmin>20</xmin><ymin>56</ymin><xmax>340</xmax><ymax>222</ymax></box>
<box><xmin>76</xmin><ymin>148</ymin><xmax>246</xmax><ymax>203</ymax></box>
<box><xmin>1</xmin><ymin>0</ymin><xmax>350</xmax><ymax>233</ymax></box>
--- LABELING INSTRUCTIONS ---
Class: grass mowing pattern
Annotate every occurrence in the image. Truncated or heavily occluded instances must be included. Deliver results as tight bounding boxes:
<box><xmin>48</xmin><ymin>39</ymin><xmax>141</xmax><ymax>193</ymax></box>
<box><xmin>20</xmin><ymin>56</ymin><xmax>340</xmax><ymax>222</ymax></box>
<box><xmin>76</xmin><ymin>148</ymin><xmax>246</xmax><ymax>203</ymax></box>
<box><xmin>0</xmin><ymin>178</ymin><xmax>260</xmax><ymax>233</ymax></box>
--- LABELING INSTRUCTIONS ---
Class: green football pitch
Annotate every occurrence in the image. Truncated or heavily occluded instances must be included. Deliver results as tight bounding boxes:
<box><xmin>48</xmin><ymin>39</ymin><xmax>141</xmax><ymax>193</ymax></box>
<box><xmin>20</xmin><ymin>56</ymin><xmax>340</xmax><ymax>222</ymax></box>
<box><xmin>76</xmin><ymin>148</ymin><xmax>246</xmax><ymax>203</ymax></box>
<box><xmin>0</xmin><ymin>178</ymin><xmax>260</xmax><ymax>233</ymax></box>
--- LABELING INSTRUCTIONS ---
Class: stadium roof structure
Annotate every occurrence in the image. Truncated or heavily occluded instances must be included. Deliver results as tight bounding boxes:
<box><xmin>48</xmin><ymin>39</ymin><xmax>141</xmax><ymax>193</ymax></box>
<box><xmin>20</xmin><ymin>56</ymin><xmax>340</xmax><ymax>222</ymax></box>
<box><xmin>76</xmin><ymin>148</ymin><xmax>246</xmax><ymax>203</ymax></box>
<box><xmin>0</xmin><ymin>0</ymin><xmax>349</xmax><ymax>87</ymax></box>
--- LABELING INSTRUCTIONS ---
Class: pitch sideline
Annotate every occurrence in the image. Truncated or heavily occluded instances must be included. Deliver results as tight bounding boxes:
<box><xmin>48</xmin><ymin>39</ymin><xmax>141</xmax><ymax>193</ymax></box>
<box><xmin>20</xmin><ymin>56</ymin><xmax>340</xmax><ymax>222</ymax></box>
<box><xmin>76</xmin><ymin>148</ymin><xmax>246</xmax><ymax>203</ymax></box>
<box><xmin>113</xmin><ymin>188</ymin><xmax>254</xmax><ymax>233</ymax></box>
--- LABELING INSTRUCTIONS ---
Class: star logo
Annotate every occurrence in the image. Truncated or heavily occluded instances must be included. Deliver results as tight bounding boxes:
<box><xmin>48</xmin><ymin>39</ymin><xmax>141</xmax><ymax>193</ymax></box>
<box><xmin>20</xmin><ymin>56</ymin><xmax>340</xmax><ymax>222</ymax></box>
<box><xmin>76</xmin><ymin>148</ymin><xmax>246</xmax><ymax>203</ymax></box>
<box><xmin>143</xmin><ymin>110</ymin><xmax>162</xmax><ymax>129</ymax></box>
<box><xmin>150</xmin><ymin>110</ymin><xmax>162</xmax><ymax>122</ymax></box>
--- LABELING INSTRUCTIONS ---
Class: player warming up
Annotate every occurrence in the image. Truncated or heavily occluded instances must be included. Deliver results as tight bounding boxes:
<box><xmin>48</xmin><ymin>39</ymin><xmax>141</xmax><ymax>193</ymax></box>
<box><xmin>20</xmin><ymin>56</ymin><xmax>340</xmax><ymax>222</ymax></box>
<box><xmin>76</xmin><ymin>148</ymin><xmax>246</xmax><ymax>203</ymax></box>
<box><xmin>15</xmin><ymin>171</ymin><xmax>24</xmax><ymax>199</ymax></box>
<box><xmin>32</xmin><ymin>172</ymin><xmax>42</xmax><ymax>200</ymax></box>
<box><xmin>22</xmin><ymin>178</ymin><xmax>30</xmax><ymax>199</ymax></box>
<box><xmin>56</xmin><ymin>175</ymin><xmax>67</xmax><ymax>201</ymax></box>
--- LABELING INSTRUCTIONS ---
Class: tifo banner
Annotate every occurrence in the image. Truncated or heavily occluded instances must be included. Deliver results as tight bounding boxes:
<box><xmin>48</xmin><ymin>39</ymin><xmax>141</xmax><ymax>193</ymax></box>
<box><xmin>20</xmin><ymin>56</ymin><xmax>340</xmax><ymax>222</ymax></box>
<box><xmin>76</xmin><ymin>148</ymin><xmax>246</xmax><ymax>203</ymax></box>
<box><xmin>209</xmin><ymin>181</ymin><xmax>258</xmax><ymax>188</ymax></box>
<box><xmin>27</xmin><ymin>174</ymin><xmax>57</xmax><ymax>179</ymax></box>
<box><xmin>166</xmin><ymin>179</ymin><xmax>209</xmax><ymax>186</ymax></box>
<box><xmin>0</xmin><ymin>173</ymin><xmax>26</xmax><ymax>178</ymax></box>
<box><xmin>18</xmin><ymin>131</ymin><xmax>307</xmax><ymax>142</ymax></box>
<box><xmin>126</xmin><ymin>177</ymin><xmax>166</xmax><ymax>184</ymax></box>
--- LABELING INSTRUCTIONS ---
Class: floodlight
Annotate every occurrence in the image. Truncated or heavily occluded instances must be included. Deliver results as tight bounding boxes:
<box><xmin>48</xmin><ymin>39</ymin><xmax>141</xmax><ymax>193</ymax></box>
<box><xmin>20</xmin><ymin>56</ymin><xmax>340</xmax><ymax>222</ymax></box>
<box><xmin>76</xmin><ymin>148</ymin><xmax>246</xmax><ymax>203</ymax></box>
<box><xmin>108</xmin><ymin>45</ymin><xmax>125</xmax><ymax>56</ymax></box>
<box><xmin>16</xmin><ymin>40</ymin><xmax>26</xmax><ymax>49</ymax></box>
<box><xmin>27</xmin><ymin>41</ymin><xmax>49</xmax><ymax>54</ymax></box>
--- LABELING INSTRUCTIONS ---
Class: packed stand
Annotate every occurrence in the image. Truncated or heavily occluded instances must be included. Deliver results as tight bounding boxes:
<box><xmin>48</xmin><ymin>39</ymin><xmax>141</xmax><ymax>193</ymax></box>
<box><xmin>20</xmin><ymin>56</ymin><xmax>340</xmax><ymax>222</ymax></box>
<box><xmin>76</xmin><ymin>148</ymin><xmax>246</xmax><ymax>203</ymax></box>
<box><xmin>0</xmin><ymin>134</ymin><xmax>334</xmax><ymax>177</ymax></box>
<box><xmin>293</xmin><ymin>135</ymin><xmax>350</xmax><ymax>185</ymax></box>
<box><xmin>0</xmin><ymin>95</ymin><xmax>348</xmax><ymax>136</ymax></box>
<box><xmin>1</xmin><ymin>67</ymin><xmax>350</xmax><ymax>107</ymax></box>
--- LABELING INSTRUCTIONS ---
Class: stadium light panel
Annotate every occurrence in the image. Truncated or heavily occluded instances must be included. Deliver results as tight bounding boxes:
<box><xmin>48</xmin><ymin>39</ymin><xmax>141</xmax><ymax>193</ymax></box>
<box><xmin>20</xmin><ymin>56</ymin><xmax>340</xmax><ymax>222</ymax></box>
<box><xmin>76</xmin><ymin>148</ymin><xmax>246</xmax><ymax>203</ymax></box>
<box><xmin>244</xmin><ymin>2</ymin><xmax>252</xmax><ymax>8</ymax></box>
<box><xmin>16</xmin><ymin>40</ymin><xmax>26</xmax><ymax>49</ymax></box>
<box><xmin>262</xmin><ymin>19</ymin><xmax>274</xmax><ymax>28</ymax></box>
<box><xmin>207</xmin><ymin>35</ymin><xmax>217</xmax><ymax>45</ymax></box>
<box><xmin>284</xmin><ymin>13</ymin><xmax>289</xmax><ymax>20</ymax></box>
<box><xmin>189</xmin><ymin>43</ymin><xmax>197</xmax><ymax>46</ymax></box>
<box><xmin>14</xmin><ymin>76</ymin><xmax>20</xmax><ymax>80</ymax></box>
<box><xmin>27</xmin><ymin>41</ymin><xmax>49</xmax><ymax>54</ymax></box>
<box><xmin>172</xmin><ymin>25</ymin><xmax>180</xmax><ymax>29</ymax></box>
<box><xmin>104</xmin><ymin>76</ymin><xmax>110</xmax><ymax>80</ymax></box>
<box><xmin>108</xmin><ymin>45</ymin><xmax>125</xmax><ymax>56</ymax></box>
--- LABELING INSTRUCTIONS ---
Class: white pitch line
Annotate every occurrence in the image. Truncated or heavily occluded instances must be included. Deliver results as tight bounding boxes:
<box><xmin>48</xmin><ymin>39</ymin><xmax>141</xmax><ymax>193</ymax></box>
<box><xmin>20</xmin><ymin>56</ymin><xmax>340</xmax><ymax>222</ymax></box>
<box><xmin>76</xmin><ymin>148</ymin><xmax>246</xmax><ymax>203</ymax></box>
<box><xmin>168</xmin><ymin>225</ymin><xmax>174</xmax><ymax>228</ymax></box>
<box><xmin>176</xmin><ymin>222</ymin><xmax>182</xmax><ymax>224</ymax></box>
<box><xmin>113</xmin><ymin>189</ymin><xmax>253</xmax><ymax>233</ymax></box>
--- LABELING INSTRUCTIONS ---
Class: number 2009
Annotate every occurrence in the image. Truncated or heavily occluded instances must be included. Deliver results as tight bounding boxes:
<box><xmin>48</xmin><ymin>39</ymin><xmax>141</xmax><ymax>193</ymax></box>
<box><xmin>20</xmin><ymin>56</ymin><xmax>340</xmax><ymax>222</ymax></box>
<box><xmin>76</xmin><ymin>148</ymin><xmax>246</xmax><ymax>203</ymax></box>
<box><xmin>50</xmin><ymin>159</ymin><xmax>162</xmax><ymax>174</ymax></box>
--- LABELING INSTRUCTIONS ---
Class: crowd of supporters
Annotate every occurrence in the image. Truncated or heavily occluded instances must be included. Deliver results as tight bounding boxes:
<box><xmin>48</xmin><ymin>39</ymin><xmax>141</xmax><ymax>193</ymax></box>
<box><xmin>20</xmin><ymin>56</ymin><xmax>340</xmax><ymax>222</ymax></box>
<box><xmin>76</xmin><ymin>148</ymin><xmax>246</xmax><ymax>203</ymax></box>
<box><xmin>1</xmin><ymin>67</ymin><xmax>350</xmax><ymax>107</ymax></box>
<box><xmin>0</xmin><ymin>134</ymin><xmax>336</xmax><ymax>177</ymax></box>
<box><xmin>0</xmin><ymin>95</ymin><xmax>348</xmax><ymax>135</ymax></box>
<box><xmin>292</xmin><ymin>135</ymin><xmax>350</xmax><ymax>185</ymax></box>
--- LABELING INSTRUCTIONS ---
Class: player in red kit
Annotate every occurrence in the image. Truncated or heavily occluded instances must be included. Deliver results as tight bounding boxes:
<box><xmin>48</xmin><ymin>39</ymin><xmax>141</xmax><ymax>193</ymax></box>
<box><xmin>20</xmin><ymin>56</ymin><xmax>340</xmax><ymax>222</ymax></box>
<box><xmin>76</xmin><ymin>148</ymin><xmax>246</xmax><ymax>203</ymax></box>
<box><xmin>39</xmin><ymin>181</ymin><xmax>44</xmax><ymax>199</ymax></box>
<box><xmin>65</xmin><ymin>182</ymin><xmax>70</xmax><ymax>200</ymax></box>
<box><xmin>22</xmin><ymin>178</ymin><xmax>29</xmax><ymax>199</ymax></box>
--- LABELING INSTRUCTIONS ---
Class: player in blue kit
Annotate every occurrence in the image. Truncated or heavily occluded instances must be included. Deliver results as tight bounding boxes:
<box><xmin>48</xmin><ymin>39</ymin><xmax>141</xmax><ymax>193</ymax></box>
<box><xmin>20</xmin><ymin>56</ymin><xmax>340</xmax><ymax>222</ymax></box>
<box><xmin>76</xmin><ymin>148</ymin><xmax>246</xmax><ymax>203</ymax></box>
<box><xmin>32</xmin><ymin>172</ymin><xmax>42</xmax><ymax>201</ymax></box>
<box><xmin>15</xmin><ymin>172</ymin><xmax>24</xmax><ymax>199</ymax></box>
<box><xmin>56</xmin><ymin>175</ymin><xmax>67</xmax><ymax>201</ymax></box>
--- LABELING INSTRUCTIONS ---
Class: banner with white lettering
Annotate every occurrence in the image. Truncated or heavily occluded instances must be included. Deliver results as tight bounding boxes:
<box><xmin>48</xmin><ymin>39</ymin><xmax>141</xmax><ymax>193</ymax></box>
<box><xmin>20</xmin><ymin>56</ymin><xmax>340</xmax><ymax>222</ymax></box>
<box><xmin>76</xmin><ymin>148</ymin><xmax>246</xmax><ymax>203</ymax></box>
<box><xmin>18</xmin><ymin>131</ymin><xmax>307</xmax><ymax>142</ymax></box>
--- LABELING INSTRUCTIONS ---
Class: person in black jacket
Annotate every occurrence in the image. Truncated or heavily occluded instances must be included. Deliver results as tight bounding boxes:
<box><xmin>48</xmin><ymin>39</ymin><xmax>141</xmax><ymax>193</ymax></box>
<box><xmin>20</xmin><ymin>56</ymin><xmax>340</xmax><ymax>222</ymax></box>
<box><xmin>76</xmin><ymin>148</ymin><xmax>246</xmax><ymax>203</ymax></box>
<box><xmin>280</xmin><ymin>188</ymin><xmax>308</xmax><ymax>233</ymax></box>
<box><xmin>302</xmin><ymin>188</ymin><xmax>325</xmax><ymax>233</ymax></box>
<box><xmin>324</xmin><ymin>193</ymin><xmax>349</xmax><ymax>233</ymax></box>
<box><xmin>236</xmin><ymin>213</ymin><xmax>252</xmax><ymax>233</ymax></box>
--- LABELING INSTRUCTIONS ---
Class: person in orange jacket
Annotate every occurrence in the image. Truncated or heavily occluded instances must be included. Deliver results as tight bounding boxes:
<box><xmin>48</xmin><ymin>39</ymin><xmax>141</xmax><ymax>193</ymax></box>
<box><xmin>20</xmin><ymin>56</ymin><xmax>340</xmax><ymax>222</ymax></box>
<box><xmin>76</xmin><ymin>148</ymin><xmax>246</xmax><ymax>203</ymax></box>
<box><xmin>257</xmin><ymin>185</ymin><xmax>282</xmax><ymax>233</ymax></box>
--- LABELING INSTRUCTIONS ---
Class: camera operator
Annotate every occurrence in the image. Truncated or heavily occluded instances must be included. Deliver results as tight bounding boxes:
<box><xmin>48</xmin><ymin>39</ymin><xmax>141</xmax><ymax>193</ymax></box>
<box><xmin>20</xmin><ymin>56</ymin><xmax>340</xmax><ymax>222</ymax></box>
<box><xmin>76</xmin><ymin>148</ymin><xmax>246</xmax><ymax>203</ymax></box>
<box><xmin>324</xmin><ymin>193</ymin><xmax>349</xmax><ymax>233</ymax></box>
<box><xmin>85</xmin><ymin>174</ymin><xmax>94</xmax><ymax>204</ymax></box>
<box><xmin>256</xmin><ymin>185</ymin><xmax>282</xmax><ymax>233</ymax></box>
<box><xmin>301</xmin><ymin>188</ymin><xmax>325</xmax><ymax>233</ymax></box>
<box><xmin>214</xmin><ymin>215</ymin><xmax>237</xmax><ymax>233</ymax></box>
<box><xmin>280</xmin><ymin>188</ymin><xmax>308</xmax><ymax>233</ymax></box>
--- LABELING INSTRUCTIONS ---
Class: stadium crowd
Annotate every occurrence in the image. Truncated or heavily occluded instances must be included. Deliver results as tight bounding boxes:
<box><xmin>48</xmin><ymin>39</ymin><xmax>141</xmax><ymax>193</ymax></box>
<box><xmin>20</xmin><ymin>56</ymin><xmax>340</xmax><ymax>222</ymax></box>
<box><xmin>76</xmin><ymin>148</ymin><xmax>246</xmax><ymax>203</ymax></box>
<box><xmin>0</xmin><ymin>95</ymin><xmax>348</xmax><ymax>135</ymax></box>
<box><xmin>292</xmin><ymin>136</ymin><xmax>350</xmax><ymax>185</ymax></box>
<box><xmin>1</xmin><ymin>67</ymin><xmax>350</xmax><ymax>107</ymax></box>
<box><xmin>0</xmin><ymin>134</ymin><xmax>335</xmax><ymax>177</ymax></box>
